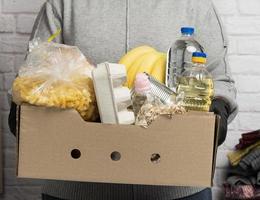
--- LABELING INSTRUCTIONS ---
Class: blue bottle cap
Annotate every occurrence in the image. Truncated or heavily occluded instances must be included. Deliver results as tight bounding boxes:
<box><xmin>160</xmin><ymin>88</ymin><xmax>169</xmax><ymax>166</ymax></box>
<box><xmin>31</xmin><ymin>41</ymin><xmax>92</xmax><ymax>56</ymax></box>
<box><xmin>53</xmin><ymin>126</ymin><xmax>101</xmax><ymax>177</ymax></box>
<box><xmin>181</xmin><ymin>27</ymin><xmax>195</xmax><ymax>35</ymax></box>
<box><xmin>192</xmin><ymin>52</ymin><xmax>207</xmax><ymax>58</ymax></box>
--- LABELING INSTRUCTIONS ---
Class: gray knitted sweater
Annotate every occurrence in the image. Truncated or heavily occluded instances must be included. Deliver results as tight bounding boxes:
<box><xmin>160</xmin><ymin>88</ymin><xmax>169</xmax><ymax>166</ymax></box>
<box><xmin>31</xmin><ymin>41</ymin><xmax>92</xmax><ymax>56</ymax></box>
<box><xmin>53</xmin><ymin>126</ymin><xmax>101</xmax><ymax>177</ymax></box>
<box><xmin>29</xmin><ymin>0</ymin><xmax>238</xmax><ymax>199</ymax></box>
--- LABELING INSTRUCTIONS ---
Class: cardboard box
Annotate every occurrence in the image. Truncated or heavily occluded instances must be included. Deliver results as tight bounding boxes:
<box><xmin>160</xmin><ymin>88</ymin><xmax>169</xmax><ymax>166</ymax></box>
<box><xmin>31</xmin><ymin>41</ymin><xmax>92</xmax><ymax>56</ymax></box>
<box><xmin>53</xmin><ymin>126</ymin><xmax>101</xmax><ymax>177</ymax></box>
<box><xmin>17</xmin><ymin>105</ymin><xmax>219</xmax><ymax>187</ymax></box>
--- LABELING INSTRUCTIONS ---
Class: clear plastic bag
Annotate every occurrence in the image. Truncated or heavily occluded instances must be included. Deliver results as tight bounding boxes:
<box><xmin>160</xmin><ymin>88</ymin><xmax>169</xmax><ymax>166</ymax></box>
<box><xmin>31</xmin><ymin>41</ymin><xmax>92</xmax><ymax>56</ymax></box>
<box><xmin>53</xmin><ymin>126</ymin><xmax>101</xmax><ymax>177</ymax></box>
<box><xmin>135</xmin><ymin>99</ymin><xmax>186</xmax><ymax>128</ymax></box>
<box><xmin>13</xmin><ymin>38</ymin><xmax>99</xmax><ymax>121</ymax></box>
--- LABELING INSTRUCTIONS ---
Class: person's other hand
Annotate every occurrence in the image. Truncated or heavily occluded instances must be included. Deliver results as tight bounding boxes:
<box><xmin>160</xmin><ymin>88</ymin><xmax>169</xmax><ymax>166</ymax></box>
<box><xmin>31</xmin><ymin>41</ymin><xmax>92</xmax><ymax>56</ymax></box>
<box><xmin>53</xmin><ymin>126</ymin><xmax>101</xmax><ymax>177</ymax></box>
<box><xmin>210</xmin><ymin>99</ymin><xmax>231</xmax><ymax>146</ymax></box>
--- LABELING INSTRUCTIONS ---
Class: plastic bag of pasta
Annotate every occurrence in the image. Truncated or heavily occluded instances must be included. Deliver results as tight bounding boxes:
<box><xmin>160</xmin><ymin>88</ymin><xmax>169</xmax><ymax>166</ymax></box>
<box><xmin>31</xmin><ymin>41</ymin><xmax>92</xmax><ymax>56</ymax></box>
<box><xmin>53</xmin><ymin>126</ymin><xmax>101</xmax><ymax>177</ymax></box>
<box><xmin>12</xmin><ymin>38</ymin><xmax>99</xmax><ymax>121</ymax></box>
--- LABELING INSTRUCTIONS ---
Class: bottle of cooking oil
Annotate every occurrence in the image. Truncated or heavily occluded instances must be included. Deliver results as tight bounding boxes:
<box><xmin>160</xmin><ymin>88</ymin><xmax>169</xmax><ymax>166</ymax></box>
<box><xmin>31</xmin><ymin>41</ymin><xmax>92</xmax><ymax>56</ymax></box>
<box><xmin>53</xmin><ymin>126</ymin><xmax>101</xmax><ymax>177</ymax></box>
<box><xmin>177</xmin><ymin>52</ymin><xmax>214</xmax><ymax>112</ymax></box>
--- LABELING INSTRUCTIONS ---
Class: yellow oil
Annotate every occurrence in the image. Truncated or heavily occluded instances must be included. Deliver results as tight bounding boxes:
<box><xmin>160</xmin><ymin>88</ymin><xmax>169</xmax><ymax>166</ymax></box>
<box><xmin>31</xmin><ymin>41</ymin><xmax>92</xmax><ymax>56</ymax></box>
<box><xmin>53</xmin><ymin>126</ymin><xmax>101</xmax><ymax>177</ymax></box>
<box><xmin>177</xmin><ymin>77</ymin><xmax>214</xmax><ymax>111</ymax></box>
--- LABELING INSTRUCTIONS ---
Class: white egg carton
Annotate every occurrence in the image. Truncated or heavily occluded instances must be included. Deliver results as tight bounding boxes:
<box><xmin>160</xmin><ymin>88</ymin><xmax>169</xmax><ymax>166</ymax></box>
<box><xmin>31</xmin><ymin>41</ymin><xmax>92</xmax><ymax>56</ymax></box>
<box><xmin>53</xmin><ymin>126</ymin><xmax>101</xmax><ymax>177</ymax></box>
<box><xmin>92</xmin><ymin>62</ymin><xmax>135</xmax><ymax>125</ymax></box>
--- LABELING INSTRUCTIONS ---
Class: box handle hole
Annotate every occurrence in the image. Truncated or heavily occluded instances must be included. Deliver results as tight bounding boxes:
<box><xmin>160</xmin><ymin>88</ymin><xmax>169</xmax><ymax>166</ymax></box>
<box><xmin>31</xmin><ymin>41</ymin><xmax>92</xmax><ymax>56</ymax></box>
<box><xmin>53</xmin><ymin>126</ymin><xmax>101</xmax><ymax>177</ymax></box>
<box><xmin>151</xmin><ymin>153</ymin><xmax>161</xmax><ymax>164</ymax></box>
<box><xmin>71</xmin><ymin>149</ymin><xmax>81</xmax><ymax>159</ymax></box>
<box><xmin>111</xmin><ymin>151</ymin><xmax>121</xmax><ymax>161</ymax></box>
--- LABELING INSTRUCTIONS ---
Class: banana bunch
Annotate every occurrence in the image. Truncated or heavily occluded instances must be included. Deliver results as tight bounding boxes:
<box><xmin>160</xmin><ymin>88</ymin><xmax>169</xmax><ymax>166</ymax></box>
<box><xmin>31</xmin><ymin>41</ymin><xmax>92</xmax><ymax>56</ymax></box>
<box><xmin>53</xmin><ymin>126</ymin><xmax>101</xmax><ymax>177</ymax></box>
<box><xmin>119</xmin><ymin>46</ymin><xmax>166</xmax><ymax>88</ymax></box>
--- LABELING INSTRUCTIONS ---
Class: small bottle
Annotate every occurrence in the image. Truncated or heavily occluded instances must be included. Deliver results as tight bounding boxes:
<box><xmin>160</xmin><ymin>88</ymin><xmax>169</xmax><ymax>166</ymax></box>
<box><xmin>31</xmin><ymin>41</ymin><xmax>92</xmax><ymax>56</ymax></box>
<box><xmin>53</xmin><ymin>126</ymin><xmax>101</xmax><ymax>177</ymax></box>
<box><xmin>177</xmin><ymin>52</ymin><xmax>214</xmax><ymax>112</ymax></box>
<box><xmin>131</xmin><ymin>73</ymin><xmax>155</xmax><ymax>116</ymax></box>
<box><xmin>167</xmin><ymin>27</ymin><xmax>204</xmax><ymax>90</ymax></box>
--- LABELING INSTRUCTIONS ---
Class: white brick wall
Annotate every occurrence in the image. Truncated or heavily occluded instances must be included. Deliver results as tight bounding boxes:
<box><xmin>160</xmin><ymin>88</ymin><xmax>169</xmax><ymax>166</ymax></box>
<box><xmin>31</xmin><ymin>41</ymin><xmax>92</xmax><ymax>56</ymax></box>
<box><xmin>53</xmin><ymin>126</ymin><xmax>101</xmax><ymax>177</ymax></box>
<box><xmin>0</xmin><ymin>0</ymin><xmax>259</xmax><ymax>199</ymax></box>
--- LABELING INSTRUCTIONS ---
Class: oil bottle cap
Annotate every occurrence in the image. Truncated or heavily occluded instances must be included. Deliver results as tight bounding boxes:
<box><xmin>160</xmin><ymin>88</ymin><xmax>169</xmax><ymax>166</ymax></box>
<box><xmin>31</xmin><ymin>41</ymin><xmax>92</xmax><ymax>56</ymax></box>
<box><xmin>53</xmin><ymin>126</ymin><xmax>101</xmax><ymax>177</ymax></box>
<box><xmin>192</xmin><ymin>52</ymin><xmax>207</xmax><ymax>64</ymax></box>
<box><xmin>181</xmin><ymin>27</ymin><xmax>195</xmax><ymax>35</ymax></box>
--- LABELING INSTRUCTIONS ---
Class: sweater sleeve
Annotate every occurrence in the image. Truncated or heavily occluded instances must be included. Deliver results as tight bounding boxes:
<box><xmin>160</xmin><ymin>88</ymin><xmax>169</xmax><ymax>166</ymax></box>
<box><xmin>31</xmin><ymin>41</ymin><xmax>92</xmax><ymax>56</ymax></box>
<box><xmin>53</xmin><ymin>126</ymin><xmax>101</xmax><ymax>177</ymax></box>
<box><xmin>195</xmin><ymin>0</ymin><xmax>238</xmax><ymax>123</ymax></box>
<box><xmin>30</xmin><ymin>0</ymin><xmax>63</xmax><ymax>43</ymax></box>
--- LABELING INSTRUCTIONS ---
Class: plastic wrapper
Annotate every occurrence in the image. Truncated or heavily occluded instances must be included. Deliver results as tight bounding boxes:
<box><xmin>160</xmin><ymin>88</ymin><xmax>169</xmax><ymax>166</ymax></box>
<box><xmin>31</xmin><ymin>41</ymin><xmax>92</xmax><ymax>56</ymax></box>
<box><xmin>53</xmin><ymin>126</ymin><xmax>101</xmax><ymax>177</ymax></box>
<box><xmin>135</xmin><ymin>100</ymin><xmax>186</xmax><ymax>128</ymax></box>
<box><xmin>12</xmin><ymin>39</ymin><xmax>99</xmax><ymax>121</ymax></box>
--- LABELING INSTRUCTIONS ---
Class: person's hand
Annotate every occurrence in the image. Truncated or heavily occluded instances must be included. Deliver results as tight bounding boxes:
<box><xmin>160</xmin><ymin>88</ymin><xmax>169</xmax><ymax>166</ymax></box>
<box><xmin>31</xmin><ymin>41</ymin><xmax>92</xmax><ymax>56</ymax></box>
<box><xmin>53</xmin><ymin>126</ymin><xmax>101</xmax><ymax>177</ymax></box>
<box><xmin>210</xmin><ymin>98</ymin><xmax>231</xmax><ymax>146</ymax></box>
<box><xmin>8</xmin><ymin>102</ymin><xmax>17</xmax><ymax>136</ymax></box>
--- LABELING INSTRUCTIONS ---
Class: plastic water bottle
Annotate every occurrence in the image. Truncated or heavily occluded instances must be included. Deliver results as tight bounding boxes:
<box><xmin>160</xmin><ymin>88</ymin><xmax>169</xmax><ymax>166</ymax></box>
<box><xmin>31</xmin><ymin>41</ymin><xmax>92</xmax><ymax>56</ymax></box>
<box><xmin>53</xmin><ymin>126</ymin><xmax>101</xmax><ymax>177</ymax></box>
<box><xmin>166</xmin><ymin>27</ymin><xmax>204</xmax><ymax>90</ymax></box>
<box><xmin>177</xmin><ymin>52</ymin><xmax>214</xmax><ymax>112</ymax></box>
<box><xmin>131</xmin><ymin>73</ymin><xmax>156</xmax><ymax>116</ymax></box>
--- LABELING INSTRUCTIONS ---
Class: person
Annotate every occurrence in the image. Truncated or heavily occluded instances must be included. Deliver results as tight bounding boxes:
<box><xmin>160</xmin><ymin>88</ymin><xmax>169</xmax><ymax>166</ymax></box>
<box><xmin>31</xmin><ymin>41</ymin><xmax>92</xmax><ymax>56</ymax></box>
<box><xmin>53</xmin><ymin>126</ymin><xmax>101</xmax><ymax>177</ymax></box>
<box><xmin>9</xmin><ymin>0</ymin><xmax>238</xmax><ymax>199</ymax></box>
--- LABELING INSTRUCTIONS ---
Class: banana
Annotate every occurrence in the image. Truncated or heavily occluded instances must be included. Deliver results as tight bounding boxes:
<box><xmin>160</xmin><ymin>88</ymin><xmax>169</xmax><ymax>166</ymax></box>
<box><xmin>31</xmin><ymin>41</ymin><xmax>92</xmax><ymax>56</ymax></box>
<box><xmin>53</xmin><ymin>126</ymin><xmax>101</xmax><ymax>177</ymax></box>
<box><xmin>119</xmin><ymin>46</ymin><xmax>156</xmax><ymax>72</ymax></box>
<box><xmin>127</xmin><ymin>51</ymin><xmax>162</xmax><ymax>88</ymax></box>
<box><xmin>126</xmin><ymin>52</ymin><xmax>151</xmax><ymax>88</ymax></box>
<box><xmin>136</xmin><ymin>52</ymin><xmax>162</xmax><ymax>75</ymax></box>
<box><xmin>151</xmin><ymin>53</ymin><xmax>167</xmax><ymax>84</ymax></box>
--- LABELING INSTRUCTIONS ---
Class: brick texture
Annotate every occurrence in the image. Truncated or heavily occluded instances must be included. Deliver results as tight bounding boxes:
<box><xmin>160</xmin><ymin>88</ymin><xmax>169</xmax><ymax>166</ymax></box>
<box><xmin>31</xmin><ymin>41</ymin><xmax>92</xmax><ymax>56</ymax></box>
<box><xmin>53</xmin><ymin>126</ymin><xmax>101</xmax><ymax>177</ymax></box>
<box><xmin>0</xmin><ymin>0</ymin><xmax>259</xmax><ymax>200</ymax></box>
<box><xmin>16</xmin><ymin>15</ymin><xmax>36</xmax><ymax>33</ymax></box>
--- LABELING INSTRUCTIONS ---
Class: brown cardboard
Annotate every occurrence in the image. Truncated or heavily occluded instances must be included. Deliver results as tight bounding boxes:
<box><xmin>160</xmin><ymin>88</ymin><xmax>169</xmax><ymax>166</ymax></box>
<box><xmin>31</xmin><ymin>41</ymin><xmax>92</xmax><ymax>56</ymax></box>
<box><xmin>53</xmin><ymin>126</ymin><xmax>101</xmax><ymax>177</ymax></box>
<box><xmin>211</xmin><ymin>115</ymin><xmax>221</xmax><ymax>185</ymax></box>
<box><xmin>17</xmin><ymin>105</ymin><xmax>218</xmax><ymax>187</ymax></box>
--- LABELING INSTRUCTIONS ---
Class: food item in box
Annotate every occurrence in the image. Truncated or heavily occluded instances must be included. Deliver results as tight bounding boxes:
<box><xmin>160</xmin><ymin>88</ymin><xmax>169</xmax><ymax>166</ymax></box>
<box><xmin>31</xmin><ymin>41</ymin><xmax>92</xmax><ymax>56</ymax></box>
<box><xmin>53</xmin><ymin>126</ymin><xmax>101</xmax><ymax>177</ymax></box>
<box><xmin>119</xmin><ymin>46</ymin><xmax>156</xmax><ymax>72</ymax></box>
<box><xmin>131</xmin><ymin>73</ymin><xmax>159</xmax><ymax>116</ymax></box>
<box><xmin>145</xmin><ymin>72</ymin><xmax>176</xmax><ymax>105</ymax></box>
<box><xmin>135</xmin><ymin>102</ymin><xmax>186</xmax><ymax>128</ymax></box>
<box><xmin>92</xmin><ymin>62</ymin><xmax>135</xmax><ymax>124</ymax></box>
<box><xmin>12</xmin><ymin>39</ymin><xmax>99</xmax><ymax>121</ymax></box>
<box><xmin>119</xmin><ymin>46</ymin><xmax>166</xmax><ymax>88</ymax></box>
<box><xmin>177</xmin><ymin>52</ymin><xmax>214</xmax><ymax>112</ymax></box>
<box><xmin>131</xmin><ymin>73</ymin><xmax>185</xmax><ymax>125</ymax></box>
<box><xmin>166</xmin><ymin>27</ymin><xmax>204</xmax><ymax>90</ymax></box>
